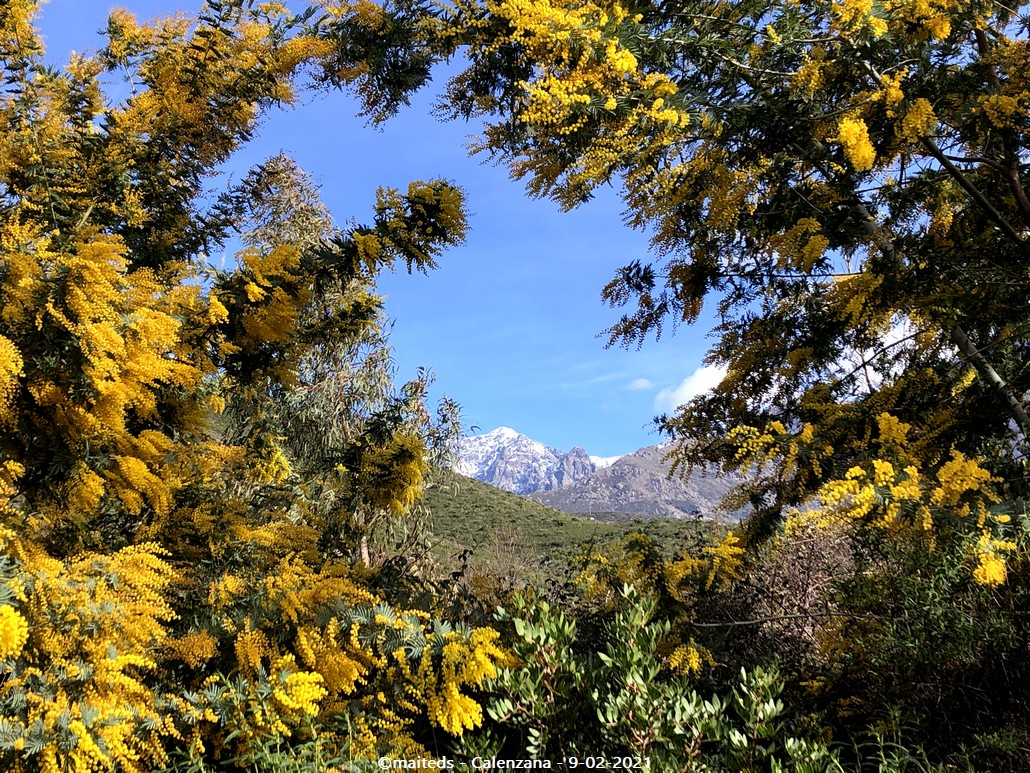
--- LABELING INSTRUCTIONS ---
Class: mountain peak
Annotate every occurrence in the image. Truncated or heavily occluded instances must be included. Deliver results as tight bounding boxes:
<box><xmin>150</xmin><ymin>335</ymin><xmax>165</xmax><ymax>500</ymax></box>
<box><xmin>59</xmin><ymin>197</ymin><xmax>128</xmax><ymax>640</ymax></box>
<box><xmin>484</xmin><ymin>426</ymin><xmax>520</xmax><ymax>440</ymax></box>
<box><xmin>531</xmin><ymin>444</ymin><xmax>742</xmax><ymax>521</ymax></box>
<box><xmin>456</xmin><ymin>427</ymin><xmax>618</xmax><ymax>495</ymax></box>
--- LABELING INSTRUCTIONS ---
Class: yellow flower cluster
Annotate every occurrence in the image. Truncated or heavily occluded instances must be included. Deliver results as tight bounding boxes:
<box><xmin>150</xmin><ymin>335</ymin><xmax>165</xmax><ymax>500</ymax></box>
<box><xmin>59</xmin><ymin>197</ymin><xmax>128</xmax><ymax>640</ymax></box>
<box><xmin>815</xmin><ymin>467</ymin><xmax>877</xmax><ymax>526</ymax></box>
<box><xmin>242</xmin><ymin>286</ymin><xmax>304</xmax><ymax>346</ymax></box>
<box><xmin>269</xmin><ymin>35</ymin><xmax>336</xmax><ymax>88</ymax></box>
<box><xmin>191</xmin><ymin>656</ymin><xmax>329</xmax><ymax>745</ymax></box>
<box><xmin>875</xmin><ymin>68</ymin><xmax>908</xmax><ymax>116</ymax></box>
<box><xmin>404</xmin><ymin>628</ymin><xmax>508</xmax><ymax>735</ymax></box>
<box><xmin>104</xmin><ymin>8</ymin><xmax>153</xmax><ymax>60</ymax></box>
<box><xmin>189</xmin><ymin>544</ymin><xmax>511</xmax><ymax>757</ymax></box>
<box><xmin>970</xmin><ymin>530</ymin><xmax>1017</xmax><ymax>587</ymax></box>
<box><xmin>930</xmin><ymin>450</ymin><xmax>998</xmax><ymax>508</ymax></box>
<box><xmin>973</xmin><ymin>552</ymin><xmax>1007</xmax><ymax>587</ymax></box>
<box><xmin>0</xmin><ymin>461</ymin><xmax>24</xmax><ymax>504</ymax></box>
<box><xmin>899</xmin><ymin>98</ymin><xmax>937</xmax><ymax>143</ymax></box>
<box><xmin>876</xmin><ymin>412</ymin><xmax>911</xmax><ymax>447</ymax></box>
<box><xmin>0</xmin><ymin>604</ymin><xmax>29</xmax><ymax>659</ymax></box>
<box><xmin>792</xmin><ymin>50</ymin><xmax>827</xmax><ymax>98</ymax></box>
<box><xmin>815</xmin><ymin>461</ymin><xmax>927</xmax><ymax>532</ymax></box>
<box><xmin>835</xmin><ymin>116</ymin><xmax>876</xmax><ymax>171</ymax></box>
<box><xmin>0</xmin><ymin>535</ymin><xmax>180</xmax><ymax>771</ymax></box>
<box><xmin>262</xmin><ymin>556</ymin><xmax>378</xmax><ymax>626</ymax></box>
<box><xmin>66</xmin><ymin>464</ymin><xmax>106</xmax><ymax>513</ymax></box>
<box><xmin>977</xmin><ymin>93</ymin><xmax>1029</xmax><ymax>129</ymax></box>
<box><xmin>353</xmin><ymin>230</ymin><xmax>385</xmax><ymax>266</ymax></box>
<box><xmin>273</xmin><ymin>611</ymin><xmax>510</xmax><ymax>758</ymax></box>
<box><xmin>885</xmin><ymin>0</ymin><xmax>959</xmax><ymax>41</ymax></box>
<box><xmin>253</xmin><ymin>435</ymin><xmax>293</xmax><ymax>484</ymax></box>
<box><xmin>702</xmin><ymin>533</ymin><xmax>745</xmax><ymax>590</ymax></box>
<box><xmin>368</xmin><ymin>181</ymin><xmax>468</xmax><ymax>270</ymax></box>
<box><xmin>831</xmin><ymin>0</ymin><xmax>887</xmax><ymax>37</ymax></box>
<box><xmin>0</xmin><ymin>217</ymin><xmax>237</xmax><ymax>540</ymax></box>
<box><xmin>273</xmin><ymin>656</ymin><xmax>328</xmax><ymax>718</ymax></box>
<box><xmin>828</xmin><ymin>271</ymin><xmax>884</xmax><ymax>327</ymax></box>
<box><xmin>0</xmin><ymin>334</ymin><xmax>23</xmax><ymax>429</ymax></box>
<box><xmin>242</xmin><ymin>244</ymin><xmax>302</xmax><ymax>287</ymax></box>
<box><xmin>769</xmin><ymin>218</ymin><xmax>829</xmax><ymax>272</ymax></box>
<box><xmin>663</xmin><ymin>553</ymin><xmax>705</xmax><ymax>602</ymax></box>
<box><xmin>109</xmin><ymin>454</ymin><xmax>174</xmax><ymax>516</ymax></box>
<box><xmin>667</xmin><ymin>642</ymin><xmax>709</xmax><ymax>675</ymax></box>
<box><xmin>208</xmin><ymin>293</ymin><xmax>230</xmax><ymax>325</ymax></box>
<box><xmin>208</xmin><ymin>572</ymin><xmax>246</xmax><ymax>609</ymax></box>
<box><xmin>236</xmin><ymin>626</ymin><xmax>271</xmax><ymax>673</ymax></box>
<box><xmin>726</xmin><ymin>423</ymin><xmax>785</xmax><ymax>470</ymax></box>
<box><xmin>169</xmin><ymin>630</ymin><xmax>219</xmax><ymax>668</ymax></box>
<box><xmin>578</xmin><ymin>529</ymin><xmax>744</xmax><ymax>617</ymax></box>
<box><xmin>799</xmin><ymin>413</ymin><xmax>1016</xmax><ymax>587</ymax></box>
<box><xmin>356</xmin><ymin>432</ymin><xmax>429</xmax><ymax>518</ymax></box>
<box><xmin>296</xmin><ymin>618</ymin><xmax>366</xmax><ymax>694</ymax></box>
<box><xmin>451</xmin><ymin>0</ymin><xmax>690</xmax><ymax>207</ymax></box>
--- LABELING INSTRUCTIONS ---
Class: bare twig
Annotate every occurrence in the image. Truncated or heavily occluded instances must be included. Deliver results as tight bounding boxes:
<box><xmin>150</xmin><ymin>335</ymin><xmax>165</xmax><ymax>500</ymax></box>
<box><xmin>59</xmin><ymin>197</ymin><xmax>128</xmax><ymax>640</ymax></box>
<box><xmin>690</xmin><ymin>611</ymin><xmax>877</xmax><ymax>628</ymax></box>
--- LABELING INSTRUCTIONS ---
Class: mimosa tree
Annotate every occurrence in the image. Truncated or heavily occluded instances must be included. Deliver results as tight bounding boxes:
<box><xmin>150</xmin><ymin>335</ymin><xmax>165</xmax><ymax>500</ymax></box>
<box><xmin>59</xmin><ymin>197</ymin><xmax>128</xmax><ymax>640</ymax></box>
<box><xmin>365</xmin><ymin>0</ymin><xmax>1030</xmax><ymax>575</ymax></box>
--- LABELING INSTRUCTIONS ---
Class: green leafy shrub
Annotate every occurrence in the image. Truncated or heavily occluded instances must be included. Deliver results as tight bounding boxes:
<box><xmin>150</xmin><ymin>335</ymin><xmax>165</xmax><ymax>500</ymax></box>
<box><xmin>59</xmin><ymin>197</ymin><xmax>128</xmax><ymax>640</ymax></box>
<box><xmin>458</xmin><ymin>585</ymin><xmax>843</xmax><ymax>771</ymax></box>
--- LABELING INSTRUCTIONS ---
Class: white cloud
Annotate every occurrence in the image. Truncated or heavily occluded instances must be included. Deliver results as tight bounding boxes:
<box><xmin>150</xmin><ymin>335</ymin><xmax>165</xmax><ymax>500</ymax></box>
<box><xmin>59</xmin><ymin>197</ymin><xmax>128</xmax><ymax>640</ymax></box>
<box><xmin>627</xmin><ymin>377</ymin><xmax>654</xmax><ymax>391</ymax></box>
<box><xmin>654</xmin><ymin>364</ymin><xmax>728</xmax><ymax>413</ymax></box>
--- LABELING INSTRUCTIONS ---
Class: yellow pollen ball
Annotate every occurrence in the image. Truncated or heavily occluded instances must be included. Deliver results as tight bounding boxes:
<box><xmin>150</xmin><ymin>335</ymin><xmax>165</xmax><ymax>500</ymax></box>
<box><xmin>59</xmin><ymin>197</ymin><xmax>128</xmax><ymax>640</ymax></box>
<box><xmin>0</xmin><ymin>605</ymin><xmax>29</xmax><ymax>659</ymax></box>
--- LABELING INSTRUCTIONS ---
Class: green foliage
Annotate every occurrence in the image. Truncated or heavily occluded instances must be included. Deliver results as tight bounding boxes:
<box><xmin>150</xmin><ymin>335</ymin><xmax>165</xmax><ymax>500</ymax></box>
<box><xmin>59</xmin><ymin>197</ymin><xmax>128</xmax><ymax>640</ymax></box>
<box><xmin>485</xmin><ymin>594</ymin><xmax>585</xmax><ymax>757</ymax></box>
<box><xmin>461</xmin><ymin>585</ymin><xmax>844</xmax><ymax>771</ymax></box>
<box><xmin>425</xmin><ymin>472</ymin><xmax>717</xmax><ymax>586</ymax></box>
<box><xmin>163</xmin><ymin>718</ymin><xmax>366</xmax><ymax>772</ymax></box>
<box><xmin>589</xmin><ymin>586</ymin><xmax>721</xmax><ymax>764</ymax></box>
<box><xmin>809</xmin><ymin>524</ymin><xmax>1030</xmax><ymax>768</ymax></box>
<box><xmin>845</xmin><ymin>725</ymin><xmax>971</xmax><ymax>773</ymax></box>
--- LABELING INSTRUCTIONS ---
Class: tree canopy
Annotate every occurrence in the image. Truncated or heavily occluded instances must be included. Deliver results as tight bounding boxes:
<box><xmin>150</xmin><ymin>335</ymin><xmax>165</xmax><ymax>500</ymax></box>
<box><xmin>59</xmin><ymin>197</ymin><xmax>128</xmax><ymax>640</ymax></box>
<box><xmin>374</xmin><ymin>0</ymin><xmax>1030</xmax><ymax>572</ymax></box>
<box><xmin>0</xmin><ymin>2</ymin><xmax>513</xmax><ymax>766</ymax></box>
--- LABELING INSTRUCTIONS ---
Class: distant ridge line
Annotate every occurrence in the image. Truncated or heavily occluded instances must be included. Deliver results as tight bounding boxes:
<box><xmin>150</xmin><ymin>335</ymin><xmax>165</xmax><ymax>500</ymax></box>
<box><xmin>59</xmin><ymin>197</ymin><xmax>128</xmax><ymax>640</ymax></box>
<box><xmin>457</xmin><ymin>427</ymin><xmax>740</xmax><ymax>521</ymax></box>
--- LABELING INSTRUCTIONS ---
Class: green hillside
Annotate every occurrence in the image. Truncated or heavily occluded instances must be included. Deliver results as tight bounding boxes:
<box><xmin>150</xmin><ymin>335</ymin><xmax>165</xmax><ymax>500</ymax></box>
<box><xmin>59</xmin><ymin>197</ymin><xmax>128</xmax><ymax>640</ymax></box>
<box><xmin>424</xmin><ymin>473</ymin><xmax>716</xmax><ymax>585</ymax></box>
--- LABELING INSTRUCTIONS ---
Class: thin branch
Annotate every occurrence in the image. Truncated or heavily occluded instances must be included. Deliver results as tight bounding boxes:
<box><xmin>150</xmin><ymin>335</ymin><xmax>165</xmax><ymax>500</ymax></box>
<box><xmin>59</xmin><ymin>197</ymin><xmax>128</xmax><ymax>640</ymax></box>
<box><xmin>833</xmin><ymin>328</ymin><xmax>926</xmax><ymax>385</ymax></box>
<box><xmin>653</xmin><ymin>268</ymin><xmax>863</xmax><ymax>282</ymax></box>
<box><xmin>920</xmin><ymin>137</ymin><xmax>1026</xmax><ymax>244</ymax></box>
<box><xmin>690</xmin><ymin>611</ymin><xmax>878</xmax><ymax>628</ymax></box>
<box><xmin>949</xmin><ymin>322</ymin><xmax>1030</xmax><ymax>435</ymax></box>
<box><xmin>851</xmin><ymin>200</ymin><xmax>1030</xmax><ymax>439</ymax></box>
<box><xmin>711</xmin><ymin>50</ymin><xmax>797</xmax><ymax>78</ymax></box>
<box><xmin>974</xmin><ymin>28</ymin><xmax>1030</xmax><ymax>225</ymax></box>
<box><xmin>942</xmin><ymin>153</ymin><xmax>1009</xmax><ymax>174</ymax></box>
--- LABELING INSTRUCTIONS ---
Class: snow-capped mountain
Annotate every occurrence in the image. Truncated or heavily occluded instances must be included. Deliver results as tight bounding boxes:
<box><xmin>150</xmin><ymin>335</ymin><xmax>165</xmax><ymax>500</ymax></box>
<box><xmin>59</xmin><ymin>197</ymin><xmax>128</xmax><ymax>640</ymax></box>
<box><xmin>456</xmin><ymin>429</ymin><xmax>742</xmax><ymax>521</ymax></box>
<box><xmin>530</xmin><ymin>444</ymin><xmax>743</xmax><ymax>521</ymax></box>
<box><xmin>456</xmin><ymin>427</ymin><xmax>620</xmax><ymax>495</ymax></box>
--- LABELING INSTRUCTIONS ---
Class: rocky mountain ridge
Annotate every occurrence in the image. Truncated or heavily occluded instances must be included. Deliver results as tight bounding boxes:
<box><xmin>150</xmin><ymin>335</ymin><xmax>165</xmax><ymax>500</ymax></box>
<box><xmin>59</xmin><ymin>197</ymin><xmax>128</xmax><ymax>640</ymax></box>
<box><xmin>456</xmin><ymin>427</ymin><xmax>741</xmax><ymax>521</ymax></box>
<box><xmin>529</xmin><ymin>444</ymin><xmax>741</xmax><ymax>522</ymax></box>
<box><xmin>455</xmin><ymin>427</ymin><xmax>616</xmax><ymax>495</ymax></box>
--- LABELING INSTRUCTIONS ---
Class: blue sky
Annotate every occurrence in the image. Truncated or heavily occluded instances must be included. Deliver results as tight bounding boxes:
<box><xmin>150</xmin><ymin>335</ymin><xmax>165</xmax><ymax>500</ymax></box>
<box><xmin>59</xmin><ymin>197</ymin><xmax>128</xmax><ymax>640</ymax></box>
<box><xmin>38</xmin><ymin>0</ymin><xmax>723</xmax><ymax>458</ymax></box>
